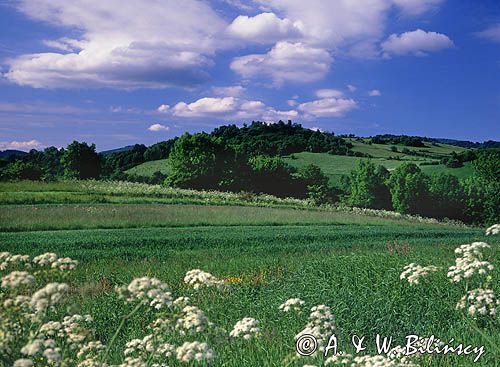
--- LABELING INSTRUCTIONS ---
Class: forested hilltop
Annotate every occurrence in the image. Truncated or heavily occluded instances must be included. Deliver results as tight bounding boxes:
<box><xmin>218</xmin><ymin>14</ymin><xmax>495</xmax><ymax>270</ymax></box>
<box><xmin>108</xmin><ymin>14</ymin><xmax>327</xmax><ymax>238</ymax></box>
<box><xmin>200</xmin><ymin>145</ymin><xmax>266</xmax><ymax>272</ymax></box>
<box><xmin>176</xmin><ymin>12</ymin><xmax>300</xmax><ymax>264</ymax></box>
<box><xmin>1</xmin><ymin>121</ymin><xmax>499</xmax><ymax>225</ymax></box>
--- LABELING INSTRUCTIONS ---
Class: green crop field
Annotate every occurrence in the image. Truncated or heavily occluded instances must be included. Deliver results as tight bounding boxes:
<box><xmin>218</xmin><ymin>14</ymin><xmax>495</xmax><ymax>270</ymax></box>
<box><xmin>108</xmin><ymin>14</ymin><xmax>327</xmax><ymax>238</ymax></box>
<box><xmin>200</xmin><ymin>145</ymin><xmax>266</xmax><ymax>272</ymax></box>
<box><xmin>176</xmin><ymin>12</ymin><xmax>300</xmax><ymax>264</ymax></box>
<box><xmin>285</xmin><ymin>152</ymin><xmax>474</xmax><ymax>185</ymax></box>
<box><xmin>1</xmin><ymin>181</ymin><xmax>499</xmax><ymax>366</ymax></box>
<box><xmin>126</xmin><ymin>159</ymin><xmax>170</xmax><ymax>176</ymax></box>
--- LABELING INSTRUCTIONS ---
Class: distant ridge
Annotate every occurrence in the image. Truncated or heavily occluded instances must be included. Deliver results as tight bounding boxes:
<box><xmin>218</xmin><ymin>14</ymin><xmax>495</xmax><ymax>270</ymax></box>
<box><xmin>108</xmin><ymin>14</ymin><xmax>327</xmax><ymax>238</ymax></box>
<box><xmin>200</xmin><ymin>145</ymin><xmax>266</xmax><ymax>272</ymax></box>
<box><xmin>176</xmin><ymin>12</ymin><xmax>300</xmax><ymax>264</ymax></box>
<box><xmin>99</xmin><ymin>145</ymin><xmax>135</xmax><ymax>156</ymax></box>
<box><xmin>0</xmin><ymin>150</ymin><xmax>28</xmax><ymax>158</ymax></box>
<box><xmin>429</xmin><ymin>138</ymin><xmax>500</xmax><ymax>149</ymax></box>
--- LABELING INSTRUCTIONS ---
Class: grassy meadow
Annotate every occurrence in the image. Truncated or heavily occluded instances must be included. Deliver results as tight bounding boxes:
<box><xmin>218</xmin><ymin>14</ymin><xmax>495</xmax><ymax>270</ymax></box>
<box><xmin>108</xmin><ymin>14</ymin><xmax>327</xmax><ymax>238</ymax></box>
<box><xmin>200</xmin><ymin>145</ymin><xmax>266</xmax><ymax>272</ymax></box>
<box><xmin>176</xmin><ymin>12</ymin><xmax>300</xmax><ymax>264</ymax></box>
<box><xmin>1</xmin><ymin>181</ymin><xmax>499</xmax><ymax>366</ymax></box>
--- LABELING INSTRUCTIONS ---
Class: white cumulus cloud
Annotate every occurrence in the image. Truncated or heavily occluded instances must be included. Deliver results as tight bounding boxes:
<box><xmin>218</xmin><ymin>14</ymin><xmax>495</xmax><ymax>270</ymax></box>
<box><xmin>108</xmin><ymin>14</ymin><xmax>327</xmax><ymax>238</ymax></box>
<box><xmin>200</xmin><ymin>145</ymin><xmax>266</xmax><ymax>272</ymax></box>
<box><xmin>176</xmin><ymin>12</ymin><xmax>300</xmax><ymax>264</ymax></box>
<box><xmin>298</xmin><ymin>98</ymin><xmax>357</xmax><ymax>118</ymax></box>
<box><xmin>226</xmin><ymin>12</ymin><xmax>304</xmax><ymax>44</ymax></box>
<box><xmin>382</xmin><ymin>29</ymin><xmax>454</xmax><ymax>57</ymax></box>
<box><xmin>160</xmin><ymin>96</ymin><xmax>298</xmax><ymax>122</ymax></box>
<box><xmin>148</xmin><ymin>123</ymin><xmax>169</xmax><ymax>132</ymax></box>
<box><xmin>369</xmin><ymin>89</ymin><xmax>382</xmax><ymax>96</ymax></box>
<box><xmin>5</xmin><ymin>0</ymin><xmax>227</xmax><ymax>89</ymax></box>
<box><xmin>172</xmin><ymin>97</ymin><xmax>238</xmax><ymax>117</ymax></box>
<box><xmin>230</xmin><ymin>41</ymin><xmax>332</xmax><ymax>85</ymax></box>
<box><xmin>157</xmin><ymin>104</ymin><xmax>170</xmax><ymax>113</ymax></box>
<box><xmin>0</xmin><ymin>139</ymin><xmax>42</xmax><ymax>150</ymax></box>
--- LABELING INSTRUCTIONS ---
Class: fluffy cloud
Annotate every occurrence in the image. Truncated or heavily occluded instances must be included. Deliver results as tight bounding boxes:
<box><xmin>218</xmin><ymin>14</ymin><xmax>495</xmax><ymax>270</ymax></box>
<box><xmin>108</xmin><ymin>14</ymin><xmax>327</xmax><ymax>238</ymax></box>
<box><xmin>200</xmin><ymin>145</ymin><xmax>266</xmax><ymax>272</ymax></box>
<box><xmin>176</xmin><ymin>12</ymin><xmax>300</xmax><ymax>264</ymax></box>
<box><xmin>316</xmin><ymin>89</ymin><xmax>343</xmax><ymax>98</ymax></box>
<box><xmin>298</xmin><ymin>98</ymin><xmax>357</xmax><ymax>118</ymax></box>
<box><xmin>157</xmin><ymin>104</ymin><xmax>170</xmax><ymax>113</ymax></box>
<box><xmin>476</xmin><ymin>24</ymin><xmax>500</xmax><ymax>43</ymax></box>
<box><xmin>382</xmin><ymin>29</ymin><xmax>453</xmax><ymax>57</ymax></box>
<box><xmin>347</xmin><ymin>84</ymin><xmax>357</xmax><ymax>92</ymax></box>
<box><xmin>369</xmin><ymin>89</ymin><xmax>382</xmax><ymax>96</ymax></box>
<box><xmin>148</xmin><ymin>123</ymin><xmax>169</xmax><ymax>132</ymax></box>
<box><xmin>226</xmin><ymin>12</ymin><xmax>304</xmax><ymax>44</ymax></box>
<box><xmin>0</xmin><ymin>139</ymin><xmax>42</xmax><ymax>150</ymax></box>
<box><xmin>5</xmin><ymin>0</ymin><xmax>227</xmax><ymax>89</ymax></box>
<box><xmin>160</xmin><ymin>96</ymin><xmax>298</xmax><ymax>122</ymax></box>
<box><xmin>172</xmin><ymin>97</ymin><xmax>237</xmax><ymax>117</ymax></box>
<box><xmin>230</xmin><ymin>42</ymin><xmax>332</xmax><ymax>84</ymax></box>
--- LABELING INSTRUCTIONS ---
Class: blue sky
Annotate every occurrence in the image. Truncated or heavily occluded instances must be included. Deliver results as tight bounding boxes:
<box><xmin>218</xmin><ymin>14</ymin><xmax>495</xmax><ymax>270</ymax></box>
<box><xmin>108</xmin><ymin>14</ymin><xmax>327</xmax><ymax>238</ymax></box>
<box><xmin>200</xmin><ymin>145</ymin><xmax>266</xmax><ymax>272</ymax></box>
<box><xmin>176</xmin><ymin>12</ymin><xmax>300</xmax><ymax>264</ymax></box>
<box><xmin>0</xmin><ymin>0</ymin><xmax>499</xmax><ymax>151</ymax></box>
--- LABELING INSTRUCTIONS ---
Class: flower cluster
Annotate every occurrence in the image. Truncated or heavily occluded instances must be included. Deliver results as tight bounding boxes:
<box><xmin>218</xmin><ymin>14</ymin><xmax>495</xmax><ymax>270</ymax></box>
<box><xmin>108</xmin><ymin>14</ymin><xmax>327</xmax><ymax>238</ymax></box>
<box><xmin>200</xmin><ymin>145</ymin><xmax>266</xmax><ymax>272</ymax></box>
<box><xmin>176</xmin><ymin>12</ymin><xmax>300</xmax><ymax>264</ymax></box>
<box><xmin>175</xmin><ymin>305</ymin><xmax>213</xmax><ymax>335</ymax></box>
<box><xmin>456</xmin><ymin>288</ymin><xmax>499</xmax><ymax>317</ymax></box>
<box><xmin>485</xmin><ymin>224</ymin><xmax>500</xmax><ymax>236</ymax></box>
<box><xmin>400</xmin><ymin>264</ymin><xmax>440</xmax><ymax>285</ymax></box>
<box><xmin>325</xmin><ymin>354</ymin><xmax>419</xmax><ymax>366</ymax></box>
<box><xmin>124</xmin><ymin>334</ymin><xmax>175</xmax><ymax>360</ymax></box>
<box><xmin>279</xmin><ymin>298</ymin><xmax>305</xmax><ymax>313</ymax></box>
<box><xmin>183</xmin><ymin>269</ymin><xmax>226</xmax><ymax>290</ymax></box>
<box><xmin>29</xmin><ymin>282</ymin><xmax>70</xmax><ymax>314</ymax></box>
<box><xmin>1</xmin><ymin>271</ymin><xmax>35</xmax><ymax>289</ymax></box>
<box><xmin>387</xmin><ymin>337</ymin><xmax>444</xmax><ymax>360</ymax></box>
<box><xmin>447</xmin><ymin>243</ymin><xmax>494</xmax><ymax>283</ymax></box>
<box><xmin>1</xmin><ymin>252</ymin><xmax>31</xmax><ymax>271</ymax></box>
<box><xmin>296</xmin><ymin>305</ymin><xmax>336</xmax><ymax>353</ymax></box>
<box><xmin>175</xmin><ymin>341</ymin><xmax>215</xmax><ymax>363</ymax></box>
<box><xmin>229</xmin><ymin>317</ymin><xmax>261</xmax><ymax>340</ymax></box>
<box><xmin>117</xmin><ymin>277</ymin><xmax>173</xmax><ymax>310</ymax></box>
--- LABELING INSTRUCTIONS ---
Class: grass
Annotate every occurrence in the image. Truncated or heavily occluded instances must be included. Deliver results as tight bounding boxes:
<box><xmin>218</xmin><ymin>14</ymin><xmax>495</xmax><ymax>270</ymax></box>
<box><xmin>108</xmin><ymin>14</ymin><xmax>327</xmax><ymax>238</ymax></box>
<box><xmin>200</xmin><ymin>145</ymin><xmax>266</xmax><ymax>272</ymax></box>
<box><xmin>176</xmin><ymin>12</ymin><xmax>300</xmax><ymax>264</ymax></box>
<box><xmin>1</xmin><ymin>223</ymin><xmax>499</xmax><ymax>366</ymax></box>
<box><xmin>1</xmin><ymin>180</ymin><xmax>498</xmax><ymax>366</ymax></box>
<box><xmin>284</xmin><ymin>152</ymin><xmax>474</xmax><ymax>185</ymax></box>
<box><xmin>0</xmin><ymin>204</ymin><xmax>458</xmax><ymax>232</ymax></box>
<box><xmin>125</xmin><ymin>158</ymin><xmax>170</xmax><ymax>176</ymax></box>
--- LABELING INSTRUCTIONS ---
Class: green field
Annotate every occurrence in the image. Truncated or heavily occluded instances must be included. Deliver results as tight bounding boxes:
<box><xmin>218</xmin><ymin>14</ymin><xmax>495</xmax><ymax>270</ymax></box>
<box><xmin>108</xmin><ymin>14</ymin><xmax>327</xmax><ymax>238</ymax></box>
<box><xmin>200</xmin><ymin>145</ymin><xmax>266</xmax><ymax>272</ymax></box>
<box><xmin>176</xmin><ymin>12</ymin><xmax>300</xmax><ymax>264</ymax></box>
<box><xmin>126</xmin><ymin>159</ymin><xmax>170</xmax><ymax>176</ymax></box>
<box><xmin>347</xmin><ymin>139</ymin><xmax>468</xmax><ymax>159</ymax></box>
<box><xmin>1</xmin><ymin>181</ymin><xmax>499</xmax><ymax>366</ymax></box>
<box><xmin>285</xmin><ymin>152</ymin><xmax>474</xmax><ymax>184</ymax></box>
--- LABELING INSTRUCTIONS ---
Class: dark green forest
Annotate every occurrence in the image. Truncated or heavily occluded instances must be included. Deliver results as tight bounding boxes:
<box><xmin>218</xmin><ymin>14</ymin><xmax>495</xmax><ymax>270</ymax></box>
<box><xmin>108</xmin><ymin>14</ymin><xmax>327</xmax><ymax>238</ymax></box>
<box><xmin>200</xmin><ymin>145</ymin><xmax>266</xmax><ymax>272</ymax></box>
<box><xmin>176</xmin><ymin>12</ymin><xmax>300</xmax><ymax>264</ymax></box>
<box><xmin>1</xmin><ymin>121</ymin><xmax>499</xmax><ymax>225</ymax></box>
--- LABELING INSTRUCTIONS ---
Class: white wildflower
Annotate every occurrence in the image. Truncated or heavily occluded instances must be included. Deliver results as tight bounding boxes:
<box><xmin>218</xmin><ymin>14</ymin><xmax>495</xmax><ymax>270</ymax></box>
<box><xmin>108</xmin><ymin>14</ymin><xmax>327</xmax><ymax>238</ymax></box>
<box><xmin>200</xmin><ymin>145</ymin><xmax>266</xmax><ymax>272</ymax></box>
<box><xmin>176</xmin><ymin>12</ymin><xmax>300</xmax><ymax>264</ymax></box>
<box><xmin>296</xmin><ymin>305</ymin><xmax>335</xmax><ymax>353</ymax></box>
<box><xmin>118</xmin><ymin>277</ymin><xmax>173</xmax><ymax>310</ymax></box>
<box><xmin>486</xmin><ymin>224</ymin><xmax>500</xmax><ymax>236</ymax></box>
<box><xmin>176</xmin><ymin>305</ymin><xmax>213</xmax><ymax>335</ymax></box>
<box><xmin>400</xmin><ymin>264</ymin><xmax>440</xmax><ymax>285</ymax></box>
<box><xmin>77</xmin><ymin>341</ymin><xmax>105</xmax><ymax>360</ymax></box>
<box><xmin>173</xmin><ymin>296</ymin><xmax>190</xmax><ymax>308</ymax></box>
<box><xmin>229</xmin><ymin>317</ymin><xmax>260</xmax><ymax>340</ymax></box>
<box><xmin>0</xmin><ymin>253</ymin><xmax>31</xmax><ymax>270</ymax></box>
<box><xmin>1</xmin><ymin>271</ymin><xmax>35</xmax><ymax>289</ymax></box>
<box><xmin>447</xmin><ymin>256</ymin><xmax>494</xmax><ymax>283</ymax></box>
<box><xmin>176</xmin><ymin>341</ymin><xmax>214</xmax><ymax>363</ymax></box>
<box><xmin>457</xmin><ymin>288</ymin><xmax>499</xmax><ymax>317</ymax></box>
<box><xmin>454</xmin><ymin>242</ymin><xmax>490</xmax><ymax>257</ymax></box>
<box><xmin>33</xmin><ymin>253</ymin><xmax>58</xmax><ymax>267</ymax></box>
<box><xmin>13</xmin><ymin>359</ymin><xmax>34</xmax><ymax>367</ymax></box>
<box><xmin>279</xmin><ymin>298</ymin><xmax>305</xmax><ymax>312</ymax></box>
<box><xmin>184</xmin><ymin>269</ymin><xmax>226</xmax><ymax>290</ymax></box>
<box><xmin>326</xmin><ymin>354</ymin><xmax>418</xmax><ymax>366</ymax></box>
<box><xmin>29</xmin><ymin>282</ymin><xmax>70</xmax><ymax>313</ymax></box>
<box><xmin>52</xmin><ymin>257</ymin><xmax>79</xmax><ymax>271</ymax></box>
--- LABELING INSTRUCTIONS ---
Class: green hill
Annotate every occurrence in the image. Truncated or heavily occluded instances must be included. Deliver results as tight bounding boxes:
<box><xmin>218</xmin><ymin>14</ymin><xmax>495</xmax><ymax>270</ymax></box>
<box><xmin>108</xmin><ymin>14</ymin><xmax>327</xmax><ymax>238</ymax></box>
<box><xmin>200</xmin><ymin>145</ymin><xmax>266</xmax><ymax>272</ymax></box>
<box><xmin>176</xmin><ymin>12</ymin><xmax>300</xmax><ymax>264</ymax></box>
<box><xmin>125</xmin><ymin>140</ymin><xmax>474</xmax><ymax>185</ymax></box>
